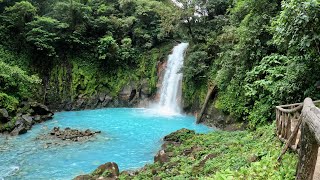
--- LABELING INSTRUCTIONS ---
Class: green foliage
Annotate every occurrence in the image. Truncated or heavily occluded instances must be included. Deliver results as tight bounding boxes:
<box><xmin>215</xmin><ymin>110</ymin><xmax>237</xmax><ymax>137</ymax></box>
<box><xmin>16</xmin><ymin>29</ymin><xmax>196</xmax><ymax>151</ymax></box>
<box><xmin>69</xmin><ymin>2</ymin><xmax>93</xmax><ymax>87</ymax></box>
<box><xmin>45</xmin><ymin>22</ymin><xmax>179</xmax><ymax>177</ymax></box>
<box><xmin>0</xmin><ymin>1</ymin><xmax>37</xmax><ymax>48</ymax></box>
<box><xmin>183</xmin><ymin>50</ymin><xmax>209</xmax><ymax>83</ymax></box>
<box><xmin>272</xmin><ymin>0</ymin><xmax>320</xmax><ymax>55</ymax></box>
<box><xmin>0</xmin><ymin>60</ymin><xmax>41</xmax><ymax>100</ymax></box>
<box><xmin>26</xmin><ymin>16</ymin><xmax>68</xmax><ymax>57</ymax></box>
<box><xmin>120</xmin><ymin>124</ymin><xmax>297</xmax><ymax>179</ymax></box>
<box><xmin>0</xmin><ymin>93</ymin><xmax>19</xmax><ymax>112</ymax></box>
<box><xmin>0</xmin><ymin>47</ymin><xmax>35</xmax><ymax>113</ymax></box>
<box><xmin>98</xmin><ymin>35</ymin><xmax>119</xmax><ymax>61</ymax></box>
<box><xmin>182</xmin><ymin>0</ymin><xmax>320</xmax><ymax>127</ymax></box>
<box><xmin>1</xmin><ymin>1</ymin><xmax>37</xmax><ymax>30</ymax></box>
<box><xmin>0</xmin><ymin>45</ymin><xmax>31</xmax><ymax>69</ymax></box>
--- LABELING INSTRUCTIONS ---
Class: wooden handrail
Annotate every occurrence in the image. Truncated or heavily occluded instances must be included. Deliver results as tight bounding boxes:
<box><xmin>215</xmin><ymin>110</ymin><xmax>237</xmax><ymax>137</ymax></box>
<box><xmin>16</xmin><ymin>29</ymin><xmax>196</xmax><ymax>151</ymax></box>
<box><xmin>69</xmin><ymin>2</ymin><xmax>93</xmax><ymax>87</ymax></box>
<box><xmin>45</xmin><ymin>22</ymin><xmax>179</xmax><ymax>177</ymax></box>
<box><xmin>276</xmin><ymin>100</ymin><xmax>320</xmax><ymax>109</ymax></box>
<box><xmin>276</xmin><ymin>104</ymin><xmax>303</xmax><ymax>113</ymax></box>
<box><xmin>276</xmin><ymin>98</ymin><xmax>320</xmax><ymax>180</ymax></box>
<box><xmin>302</xmin><ymin>98</ymin><xmax>320</xmax><ymax>143</ymax></box>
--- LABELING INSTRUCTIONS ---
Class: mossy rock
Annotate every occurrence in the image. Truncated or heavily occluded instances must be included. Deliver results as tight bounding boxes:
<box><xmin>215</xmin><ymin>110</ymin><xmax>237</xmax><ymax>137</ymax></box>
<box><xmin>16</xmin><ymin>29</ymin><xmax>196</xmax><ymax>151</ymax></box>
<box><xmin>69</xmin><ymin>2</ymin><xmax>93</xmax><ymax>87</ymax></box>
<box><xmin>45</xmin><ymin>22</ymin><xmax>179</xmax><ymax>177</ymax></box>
<box><xmin>163</xmin><ymin>128</ymin><xmax>195</xmax><ymax>143</ymax></box>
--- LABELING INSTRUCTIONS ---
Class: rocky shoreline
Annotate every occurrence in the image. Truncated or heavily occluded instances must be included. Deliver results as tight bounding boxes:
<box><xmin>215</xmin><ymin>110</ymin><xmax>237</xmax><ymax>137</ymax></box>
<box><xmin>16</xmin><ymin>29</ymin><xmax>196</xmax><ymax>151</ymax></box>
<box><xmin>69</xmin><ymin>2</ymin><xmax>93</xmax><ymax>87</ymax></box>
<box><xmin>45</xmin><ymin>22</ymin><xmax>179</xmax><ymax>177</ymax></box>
<box><xmin>73</xmin><ymin>128</ymin><xmax>196</xmax><ymax>180</ymax></box>
<box><xmin>0</xmin><ymin>102</ymin><xmax>54</xmax><ymax>135</ymax></box>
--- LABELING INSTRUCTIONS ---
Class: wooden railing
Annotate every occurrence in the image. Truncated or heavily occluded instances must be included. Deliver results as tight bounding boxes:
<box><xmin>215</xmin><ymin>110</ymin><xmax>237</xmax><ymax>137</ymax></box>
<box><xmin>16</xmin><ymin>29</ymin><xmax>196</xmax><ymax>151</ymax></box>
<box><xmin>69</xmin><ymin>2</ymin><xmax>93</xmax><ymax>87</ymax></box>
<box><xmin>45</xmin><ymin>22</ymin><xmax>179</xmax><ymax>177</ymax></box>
<box><xmin>276</xmin><ymin>98</ymin><xmax>320</xmax><ymax>180</ymax></box>
<box><xmin>276</xmin><ymin>102</ymin><xmax>304</xmax><ymax>150</ymax></box>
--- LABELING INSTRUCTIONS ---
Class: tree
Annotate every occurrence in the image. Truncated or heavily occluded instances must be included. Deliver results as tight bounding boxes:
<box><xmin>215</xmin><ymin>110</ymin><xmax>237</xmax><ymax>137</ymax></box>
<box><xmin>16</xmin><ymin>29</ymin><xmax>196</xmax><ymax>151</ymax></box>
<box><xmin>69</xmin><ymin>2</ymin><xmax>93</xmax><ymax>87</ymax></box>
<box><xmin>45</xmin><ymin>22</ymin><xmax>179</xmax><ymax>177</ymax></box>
<box><xmin>26</xmin><ymin>16</ymin><xmax>68</xmax><ymax>57</ymax></box>
<box><xmin>49</xmin><ymin>0</ymin><xmax>93</xmax><ymax>48</ymax></box>
<box><xmin>0</xmin><ymin>60</ymin><xmax>41</xmax><ymax>101</ymax></box>
<box><xmin>98</xmin><ymin>35</ymin><xmax>119</xmax><ymax>63</ymax></box>
<box><xmin>0</xmin><ymin>1</ymin><xmax>37</xmax><ymax>49</ymax></box>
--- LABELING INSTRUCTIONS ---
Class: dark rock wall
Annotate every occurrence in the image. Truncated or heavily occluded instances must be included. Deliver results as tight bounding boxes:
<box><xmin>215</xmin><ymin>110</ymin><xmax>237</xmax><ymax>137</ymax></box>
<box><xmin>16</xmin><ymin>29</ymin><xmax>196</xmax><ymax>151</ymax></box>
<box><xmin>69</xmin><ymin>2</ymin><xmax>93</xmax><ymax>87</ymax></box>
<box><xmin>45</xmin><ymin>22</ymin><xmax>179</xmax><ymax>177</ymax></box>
<box><xmin>44</xmin><ymin>59</ymin><xmax>167</xmax><ymax>112</ymax></box>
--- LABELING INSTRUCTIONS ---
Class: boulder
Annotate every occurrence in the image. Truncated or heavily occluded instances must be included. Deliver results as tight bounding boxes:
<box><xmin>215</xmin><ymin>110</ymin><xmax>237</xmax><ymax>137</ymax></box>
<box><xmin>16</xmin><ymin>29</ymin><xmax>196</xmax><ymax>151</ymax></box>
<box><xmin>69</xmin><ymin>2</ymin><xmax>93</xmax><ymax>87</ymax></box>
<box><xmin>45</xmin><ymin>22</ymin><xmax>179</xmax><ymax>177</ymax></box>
<box><xmin>22</xmin><ymin>114</ymin><xmax>33</xmax><ymax>125</ymax></box>
<box><xmin>75</xmin><ymin>98</ymin><xmax>85</xmax><ymax>109</ymax></box>
<box><xmin>119</xmin><ymin>85</ymin><xmax>132</xmax><ymax>101</ymax></box>
<box><xmin>30</xmin><ymin>102</ymin><xmax>52</xmax><ymax>115</ymax></box>
<box><xmin>99</xmin><ymin>93</ymin><xmax>106</xmax><ymax>102</ymax></box>
<box><xmin>40</xmin><ymin>114</ymin><xmax>54</xmax><ymax>121</ymax></box>
<box><xmin>10</xmin><ymin>124</ymin><xmax>27</xmax><ymax>135</ymax></box>
<box><xmin>163</xmin><ymin>128</ymin><xmax>195</xmax><ymax>143</ymax></box>
<box><xmin>101</xmin><ymin>96</ymin><xmax>112</xmax><ymax>107</ymax></box>
<box><xmin>119</xmin><ymin>83</ymin><xmax>137</xmax><ymax>102</ymax></box>
<box><xmin>92</xmin><ymin>162</ymin><xmax>119</xmax><ymax>178</ymax></box>
<box><xmin>0</xmin><ymin>108</ymin><xmax>9</xmax><ymax>123</ymax></box>
<box><xmin>34</xmin><ymin>115</ymin><xmax>41</xmax><ymax>122</ymax></box>
<box><xmin>154</xmin><ymin>150</ymin><xmax>168</xmax><ymax>164</ymax></box>
<box><xmin>73</xmin><ymin>175</ymin><xmax>92</xmax><ymax>180</ymax></box>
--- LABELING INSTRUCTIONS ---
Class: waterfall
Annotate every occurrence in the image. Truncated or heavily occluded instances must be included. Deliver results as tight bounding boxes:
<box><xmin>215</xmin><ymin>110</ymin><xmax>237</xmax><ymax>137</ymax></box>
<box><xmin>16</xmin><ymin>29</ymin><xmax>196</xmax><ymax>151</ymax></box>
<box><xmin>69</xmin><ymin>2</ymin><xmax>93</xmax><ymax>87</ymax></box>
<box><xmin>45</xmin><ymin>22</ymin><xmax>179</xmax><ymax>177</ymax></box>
<box><xmin>157</xmin><ymin>43</ymin><xmax>189</xmax><ymax>115</ymax></box>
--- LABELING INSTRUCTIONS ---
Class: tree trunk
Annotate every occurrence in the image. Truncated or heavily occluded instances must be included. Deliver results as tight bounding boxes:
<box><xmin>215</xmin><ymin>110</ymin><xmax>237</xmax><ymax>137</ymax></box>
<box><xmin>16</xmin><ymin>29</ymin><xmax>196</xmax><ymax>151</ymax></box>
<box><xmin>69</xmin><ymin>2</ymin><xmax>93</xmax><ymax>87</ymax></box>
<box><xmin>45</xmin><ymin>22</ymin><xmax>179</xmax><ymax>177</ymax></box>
<box><xmin>196</xmin><ymin>86</ymin><xmax>215</xmax><ymax>124</ymax></box>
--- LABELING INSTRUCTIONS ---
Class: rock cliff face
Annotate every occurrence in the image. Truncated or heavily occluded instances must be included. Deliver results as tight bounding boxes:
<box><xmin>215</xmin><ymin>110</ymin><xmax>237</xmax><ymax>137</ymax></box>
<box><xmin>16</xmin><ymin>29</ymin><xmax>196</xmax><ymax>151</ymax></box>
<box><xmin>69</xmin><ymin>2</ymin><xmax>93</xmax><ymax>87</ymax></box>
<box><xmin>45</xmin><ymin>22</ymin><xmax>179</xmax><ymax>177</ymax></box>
<box><xmin>45</xmin><ymin>59</ymin><xmax>167</xmax><ymax>112</ymax></box>
<box><xmin>48</xmin><ymin>80</ymin><xmax>153</xmax><ymax>111</ymax></box>
<box><xmin>182</xmin><ymin>93</ymin><xmax>245</xmax><ymax>130</ymax></box>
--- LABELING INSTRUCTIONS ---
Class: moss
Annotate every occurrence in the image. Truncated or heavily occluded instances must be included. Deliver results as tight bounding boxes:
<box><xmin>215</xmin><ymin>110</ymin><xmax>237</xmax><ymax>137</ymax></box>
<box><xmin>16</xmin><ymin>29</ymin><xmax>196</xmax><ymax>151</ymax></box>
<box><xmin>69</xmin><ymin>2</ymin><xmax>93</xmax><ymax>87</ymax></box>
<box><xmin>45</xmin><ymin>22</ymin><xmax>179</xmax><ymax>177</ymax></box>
<box><xmin>138</xmin><ymin>42</ymin><xmax>175</xmax><ymax>94</ymax></box>
<box><xmin>182</xmin><ymin>81</ymin><xmax>207</xmax><ymax>111</ymax></box>
<box><xmin>164</xmin><ymin>128</ymin><xmax>195</xmax><ymax>143</ymax></box>
<box><xmin>121</xmin><ymin>124</ymin><xmax>298</xmax><ymax>179</ymax></box>
<box><xmin>101</xmin><ymin>170</ymin><xmax>112</xmax><ymax>177</ymax></box>
<box><xmin>45</xmin><ymin>42</ymin><xmax>174</xmax><ymax>106</ymax></box>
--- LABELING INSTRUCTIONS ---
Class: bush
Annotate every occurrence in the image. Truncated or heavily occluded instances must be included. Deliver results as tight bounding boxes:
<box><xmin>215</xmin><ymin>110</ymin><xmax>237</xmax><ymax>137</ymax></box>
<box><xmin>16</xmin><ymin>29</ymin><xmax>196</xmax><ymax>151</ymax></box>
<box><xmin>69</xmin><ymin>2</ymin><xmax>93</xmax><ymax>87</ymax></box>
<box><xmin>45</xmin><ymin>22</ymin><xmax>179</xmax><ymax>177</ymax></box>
<box><xmin>0</xmin><ymin>93</ymin><xmax>19</xmax><ymax>112</ymax></box>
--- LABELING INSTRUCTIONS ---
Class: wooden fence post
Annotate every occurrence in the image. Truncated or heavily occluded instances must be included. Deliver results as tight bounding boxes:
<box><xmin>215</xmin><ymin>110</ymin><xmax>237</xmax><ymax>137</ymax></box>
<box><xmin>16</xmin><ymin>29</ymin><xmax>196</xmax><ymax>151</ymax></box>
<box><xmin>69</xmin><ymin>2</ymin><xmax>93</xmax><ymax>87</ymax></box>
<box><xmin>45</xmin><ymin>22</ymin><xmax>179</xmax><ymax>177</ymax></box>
<box><xmin>296</xmin><ymin>122</ymin><xmax>318</xmax><ymax>180</ymax></box>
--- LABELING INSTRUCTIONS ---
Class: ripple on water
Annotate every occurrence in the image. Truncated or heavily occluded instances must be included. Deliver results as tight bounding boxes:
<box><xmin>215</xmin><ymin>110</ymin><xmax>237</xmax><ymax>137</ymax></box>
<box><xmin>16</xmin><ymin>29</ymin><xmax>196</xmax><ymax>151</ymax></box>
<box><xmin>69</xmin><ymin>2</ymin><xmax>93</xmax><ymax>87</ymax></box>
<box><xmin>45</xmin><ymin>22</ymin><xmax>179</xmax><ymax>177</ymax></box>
<box><xmin>0</xmin><ymin>108</ymin><xmax>213</xmax><ymax>180</ymax></box>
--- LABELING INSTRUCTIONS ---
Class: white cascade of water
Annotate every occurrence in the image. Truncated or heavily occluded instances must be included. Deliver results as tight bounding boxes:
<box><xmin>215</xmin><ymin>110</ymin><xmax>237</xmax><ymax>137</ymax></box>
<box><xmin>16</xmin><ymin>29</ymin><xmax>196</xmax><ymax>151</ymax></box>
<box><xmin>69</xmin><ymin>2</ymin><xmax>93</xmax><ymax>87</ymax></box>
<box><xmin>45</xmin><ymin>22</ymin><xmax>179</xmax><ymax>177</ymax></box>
<box><xmin>157</xmin><ymin>43</ymin><xmax>189</xmax><ymax>115</ymax></box>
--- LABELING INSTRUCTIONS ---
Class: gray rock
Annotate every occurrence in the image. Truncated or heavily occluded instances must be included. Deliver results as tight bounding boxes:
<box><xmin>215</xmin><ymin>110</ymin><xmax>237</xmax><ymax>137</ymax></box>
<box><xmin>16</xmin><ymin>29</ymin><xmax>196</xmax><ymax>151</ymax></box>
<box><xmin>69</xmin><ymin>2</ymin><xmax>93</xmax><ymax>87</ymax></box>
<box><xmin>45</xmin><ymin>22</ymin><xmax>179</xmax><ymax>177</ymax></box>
<box><xmin>140</xmin><ymin>79</ymin><xmax>151</xmax><ymax>97</ymax></box>
<box><xmin>99</xmin><ymin>93</ymin><xmax>106</xmax><ymax>102</ymax></box>
<box><xmin>0</xmin><ymin>109</ymin><xmax>9</xmax><ymax>123</ymax></box>
<box><xmin>75</xmin><ymin>98</ymin><xmax>85</xmax><ymax>109</ymax></box>
<box><xmin>34</xmin><ymin>115</ymin><xmax>41</xmax><ymax>122</ymax></box>
<box><xmin>92</xmin><ymin>162</ymin><xmax>119</xmax><ymax>178</ymax></box>
<box><xmin>10</xmin><ymin>124</ymin><xmax>27</xmax><ymax>135</ymax></box>
<box><xmin>30</xmin><ymin>102</ymin><xmax>53</xmax><ymax>115</ymax></box>
<box><xmin>101</xmin><ymin>95</ymin><xmax>112</xmax><ymax>107</ymax></box>
<box><xmin>40</xmin><ymin>113</ymin><xmax>54</xmax><ymax>121</ymax></box>
<box><xmin>73</xmin><ymin>174</ymin><xmax>92</xmax><ymax>180</ymax></box>
<box><xmin>22</xmin><ymin>114</ymin><xmax>33</xmax><ymax>125</ymax></box>
<box><xmin>154</xmin><ymin>150</ymin><xmax>168</xmax><ymax>164</ymax></box>
<box><xmin>119</xmin><ymin>83</ymin><xmax>137</xmax><ymax>102</ymax></box>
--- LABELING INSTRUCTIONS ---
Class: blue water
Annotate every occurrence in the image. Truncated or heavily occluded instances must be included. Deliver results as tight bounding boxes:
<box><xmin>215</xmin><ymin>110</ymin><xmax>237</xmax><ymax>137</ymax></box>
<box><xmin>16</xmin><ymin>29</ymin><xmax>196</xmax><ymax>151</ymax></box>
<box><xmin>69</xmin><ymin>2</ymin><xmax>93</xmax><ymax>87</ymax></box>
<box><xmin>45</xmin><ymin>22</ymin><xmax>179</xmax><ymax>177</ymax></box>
<box><xmin>0</xmin><ymin>108</ymin><xmax>212</xmax><ymax>180</ymax></box>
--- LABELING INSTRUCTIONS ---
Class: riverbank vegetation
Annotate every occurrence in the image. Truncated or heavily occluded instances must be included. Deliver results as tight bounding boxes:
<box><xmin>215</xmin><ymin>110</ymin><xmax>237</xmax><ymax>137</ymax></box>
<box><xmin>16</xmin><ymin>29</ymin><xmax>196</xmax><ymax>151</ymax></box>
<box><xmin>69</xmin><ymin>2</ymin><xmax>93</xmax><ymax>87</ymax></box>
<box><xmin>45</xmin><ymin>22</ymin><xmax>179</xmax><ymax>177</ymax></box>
<box><xmin>119</xmin><ymin>125</ymin><xmax>297</xmax><ymax>179</ymax></box>
<box><xmin>0</xmin><ymin>0</ymin><xmax>318</xmax><ymax>178</ymax></box>
<box><xmin>182</xmin><ymin>0</ymin><xmax>320</xmax><ymax>127</ymax></box>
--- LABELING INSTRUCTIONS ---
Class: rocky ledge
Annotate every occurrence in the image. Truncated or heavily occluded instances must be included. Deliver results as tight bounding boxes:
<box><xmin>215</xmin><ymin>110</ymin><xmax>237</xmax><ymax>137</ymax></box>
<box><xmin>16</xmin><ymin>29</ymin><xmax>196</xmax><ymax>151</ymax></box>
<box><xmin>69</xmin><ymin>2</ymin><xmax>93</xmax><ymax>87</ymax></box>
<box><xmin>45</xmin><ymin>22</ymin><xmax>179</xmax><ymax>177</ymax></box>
<box><xmin>0</xmin><ymin>102</ymin><xmax>54</xmax><ymax>135</ymax></box>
